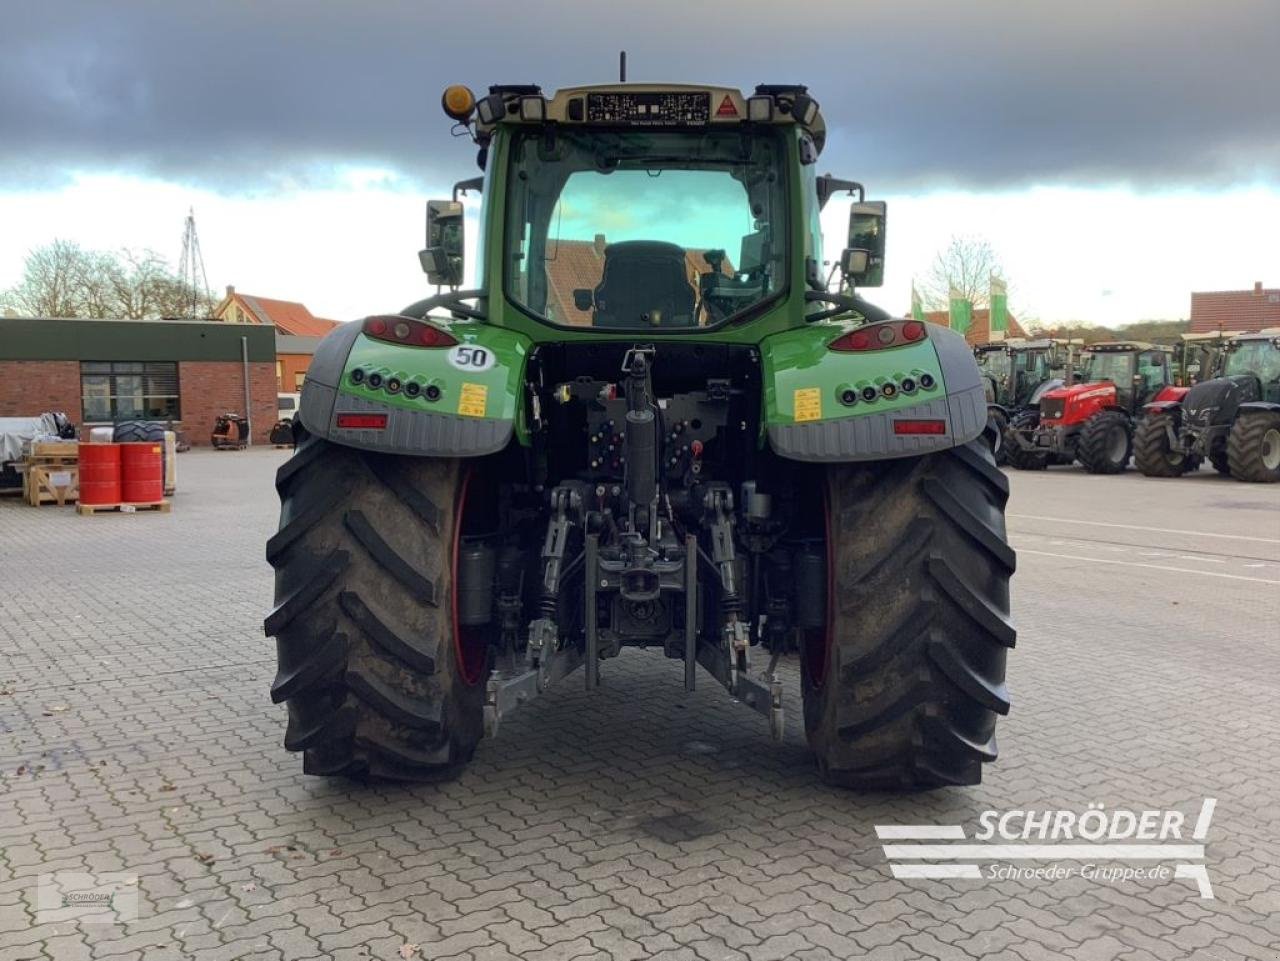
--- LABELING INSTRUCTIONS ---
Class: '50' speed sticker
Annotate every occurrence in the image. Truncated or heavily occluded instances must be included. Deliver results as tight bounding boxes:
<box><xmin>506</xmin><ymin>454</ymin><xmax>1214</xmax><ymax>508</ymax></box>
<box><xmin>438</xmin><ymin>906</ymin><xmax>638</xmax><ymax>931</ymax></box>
<box><xmin>447</xmin><ymin>345</ymin><xmax>496</xmax><ymax>371</ymax></box>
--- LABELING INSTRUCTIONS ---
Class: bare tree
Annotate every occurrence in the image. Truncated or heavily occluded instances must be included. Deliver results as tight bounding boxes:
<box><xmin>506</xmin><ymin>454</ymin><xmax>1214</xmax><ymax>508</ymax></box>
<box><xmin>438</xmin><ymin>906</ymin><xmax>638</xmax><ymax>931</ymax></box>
<box><xmin>4</xmin><ymin>240</ymin><xmax>91</xmax><ymax>317</ymax></box>
<box><xmin>4</xmin><ymin>241</ymin><xmax>206</xmax><ymax>319</ymax></box>
<box><xmin>919</xmin><ymin>234</ymin><xmax>1006</xmax><ymax>310</ymax></box>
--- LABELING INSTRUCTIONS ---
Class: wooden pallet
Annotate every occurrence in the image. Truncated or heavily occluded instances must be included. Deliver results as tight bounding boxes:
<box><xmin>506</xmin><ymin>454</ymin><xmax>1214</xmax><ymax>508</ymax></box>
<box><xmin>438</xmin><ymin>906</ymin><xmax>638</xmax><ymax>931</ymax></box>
<box><xmin>76</xmin><ymin>500</ymin><xmax>171</xmax><ymax>516</ymax></box>
<box><xmin>24</xmin><ymin>464</ymin><xmax>79</xmax><ymax>506</ymax></box>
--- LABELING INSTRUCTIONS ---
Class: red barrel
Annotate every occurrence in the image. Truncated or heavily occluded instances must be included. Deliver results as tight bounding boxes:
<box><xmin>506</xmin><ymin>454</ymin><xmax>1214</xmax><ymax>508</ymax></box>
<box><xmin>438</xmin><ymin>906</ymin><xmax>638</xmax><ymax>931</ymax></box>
<box><xmin>120</xmin><ymin>443</ymin><xmax>164</xmax><ymax>503</ymax></box>
<box><xmin>78</xmin><ymin>443</ymin><xmax>122</xmax><ymax>506</ymax></box>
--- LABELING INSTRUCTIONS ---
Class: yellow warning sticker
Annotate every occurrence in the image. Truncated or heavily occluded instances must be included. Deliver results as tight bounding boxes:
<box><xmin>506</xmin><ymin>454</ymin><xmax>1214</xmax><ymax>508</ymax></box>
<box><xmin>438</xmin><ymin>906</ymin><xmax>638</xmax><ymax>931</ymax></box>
<box><xmin>793</xmin><ymin>387</ymin><xmax>822</xmax><ymax>422</ymax></box>
<box><xmin>458</xmin><ymin>382</ymin><xmax>488</xmax><ymax>418</ymax></box>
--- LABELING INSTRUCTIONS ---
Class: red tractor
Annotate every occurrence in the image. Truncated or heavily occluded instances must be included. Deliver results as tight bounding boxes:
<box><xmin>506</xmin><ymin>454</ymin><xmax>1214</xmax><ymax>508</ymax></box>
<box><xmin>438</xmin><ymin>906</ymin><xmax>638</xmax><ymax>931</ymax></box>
<box><xmin>1005</xmin><ymin>341</ymin><xmax>1185</xmax><ymax>473</ymax></box>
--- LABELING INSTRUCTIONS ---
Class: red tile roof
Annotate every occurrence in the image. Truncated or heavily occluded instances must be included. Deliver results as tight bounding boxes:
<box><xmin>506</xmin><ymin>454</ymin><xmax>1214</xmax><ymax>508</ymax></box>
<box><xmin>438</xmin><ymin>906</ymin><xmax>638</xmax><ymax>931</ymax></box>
<box><xmin>215</xmin><ymin>290</ymin><xmax>341</xmax><ymax>337</ymax></box>
<box><xmin>919</xmin><ymin>308</ymin><xmax>1027</xmax><ymax>346</ymax></box>
<box><xmin>1190</xmin><ymin>283</ymin><xmax>1280</xmax><ymax>334</ymax></box>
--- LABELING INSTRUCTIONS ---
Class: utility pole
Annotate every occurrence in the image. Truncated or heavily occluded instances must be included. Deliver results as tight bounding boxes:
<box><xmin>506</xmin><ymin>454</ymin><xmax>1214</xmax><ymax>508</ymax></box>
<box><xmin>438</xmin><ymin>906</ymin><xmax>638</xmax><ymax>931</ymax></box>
<box><xmin>178</xmin><ymin>207</ymin><xmax>211</xmax><ymax>318</ymax></box>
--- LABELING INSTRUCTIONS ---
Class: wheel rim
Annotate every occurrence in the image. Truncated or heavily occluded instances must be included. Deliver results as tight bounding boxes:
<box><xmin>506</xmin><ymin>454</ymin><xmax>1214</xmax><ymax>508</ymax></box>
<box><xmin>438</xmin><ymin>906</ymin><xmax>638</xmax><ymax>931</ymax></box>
<box><xmin>452</xmin><ymin>468</ymin><xmax>488</xmax><ymax>686</ymax></box>
<box><xmin>1106</xmin><ymin>425</ymin><xmax>1127</xmax><ymax>462</ymax></box>
<box><xmin>1263</xmin><ymin>428</ymin><xmax>1280</xmax><ymax>471</ymax></box>
<box><xmin>802</xmin><ymin>480</ymin><xmax>833</xmax><ymax>688</ymax></box>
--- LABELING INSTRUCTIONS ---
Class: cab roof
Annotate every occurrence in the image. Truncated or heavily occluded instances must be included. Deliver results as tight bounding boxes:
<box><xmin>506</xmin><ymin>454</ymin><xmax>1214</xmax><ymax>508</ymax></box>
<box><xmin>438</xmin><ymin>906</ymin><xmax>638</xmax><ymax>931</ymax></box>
<box><xmin>472</xmin><ymin>82</ymin><xmax>827</xmax><ymax>153</ymax></box>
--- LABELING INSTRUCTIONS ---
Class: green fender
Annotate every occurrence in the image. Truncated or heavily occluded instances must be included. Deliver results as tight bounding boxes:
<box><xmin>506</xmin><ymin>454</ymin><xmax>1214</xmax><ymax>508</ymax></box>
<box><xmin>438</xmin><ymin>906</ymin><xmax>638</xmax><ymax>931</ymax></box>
<box><xmin>298</xmin><ymin>319</ymin><xmax>530</xmax><ymax>456</ymax></box>
<box><xmin>760</xmin><ymin>322</ymin><xmax>987</xmax><ymax>461</ymax></box>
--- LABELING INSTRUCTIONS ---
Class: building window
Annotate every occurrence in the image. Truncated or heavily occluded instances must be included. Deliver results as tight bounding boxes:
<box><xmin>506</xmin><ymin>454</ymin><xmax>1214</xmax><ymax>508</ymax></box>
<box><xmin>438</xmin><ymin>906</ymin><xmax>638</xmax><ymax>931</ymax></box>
<box><xmin>81</xmin><ymin>362</ymin><xmax>181</xmax><ymax>422</ymax></box>
<box><xmin>294</xmin><ymin>372</ymin><xmax>306</xmax><ymax>390</ymax></box>
<box><xmin>276</xmin><ymin>360</ymin><xmax>284</xmax><ymax>390</ymax></box>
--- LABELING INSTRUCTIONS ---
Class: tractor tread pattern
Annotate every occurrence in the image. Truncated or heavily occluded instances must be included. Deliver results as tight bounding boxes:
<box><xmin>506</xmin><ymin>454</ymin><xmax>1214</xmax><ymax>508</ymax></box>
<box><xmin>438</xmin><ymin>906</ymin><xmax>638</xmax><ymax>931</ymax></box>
<box><xmin>1077</xmin><ymin>410</ymin><xmax>1131</xmax><ymax>474</ymax></box>
<box><xmin>804</xmin><ymin>439</ymin><xmax>1014</xmax><ymax>791</ymax></box>
<box><xmin>264</xmin><ymin>427</ymin><xmax>483</xmax><ymax>782</ymax></box>
<box><xmin>270</xmin><ymin>628</ymin><xmax>347</xmax><ymax>704</ymax></box>
<box><xmin>343</xmin><ymin>509</ymin><xmax>439</xmax><ymax>605</ymax></box>
<box><xmin>338</xmin><ymin>590</ymin><xmax>438</xmax><ymax>675</ymax></box>
<box><xmin>1227</xmin><ymin>412</ymin><xmax>1280</xmax><ymax>483</ymax></box>
<box><xmin>1133</xmin><ymin>413</ymin><xmax>1186</xmax><ymax>477</ymax></box>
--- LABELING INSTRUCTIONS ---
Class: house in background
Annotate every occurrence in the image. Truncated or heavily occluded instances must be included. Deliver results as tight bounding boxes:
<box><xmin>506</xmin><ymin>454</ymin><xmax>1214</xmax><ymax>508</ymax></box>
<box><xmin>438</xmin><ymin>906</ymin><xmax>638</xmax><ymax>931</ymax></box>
<box><xmin>212</xmin><ymin>286</ymin><xmax>343</xmax><ymax>392</ymax></box>
<box><xmin>919</xmin><ymin>308</ymin><xmax>1027</xmax><ymax>346</ymax></box>
<box><xmin>1189</xmin><ymin>281</ymin><xmax>1280</xmax><ymax>334</ymax></box>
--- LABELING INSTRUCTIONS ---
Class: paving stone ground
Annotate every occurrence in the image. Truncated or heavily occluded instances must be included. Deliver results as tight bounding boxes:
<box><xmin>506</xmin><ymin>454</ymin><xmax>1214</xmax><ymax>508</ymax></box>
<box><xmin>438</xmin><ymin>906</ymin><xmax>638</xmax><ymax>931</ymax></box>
<box><xmin>1</xmin><ymin>448</ymin><xmax>1278</xmax><ymax>961</ymax></box>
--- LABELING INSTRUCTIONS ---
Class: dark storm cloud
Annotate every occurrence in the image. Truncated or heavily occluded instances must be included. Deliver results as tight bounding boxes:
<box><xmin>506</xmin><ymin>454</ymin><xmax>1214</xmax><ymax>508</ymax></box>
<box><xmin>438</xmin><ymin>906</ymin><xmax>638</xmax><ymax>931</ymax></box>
<box><xmin>1</xmin><ymin>0</ymin><xmax>1276</xmax><ymax>192</ymax></box>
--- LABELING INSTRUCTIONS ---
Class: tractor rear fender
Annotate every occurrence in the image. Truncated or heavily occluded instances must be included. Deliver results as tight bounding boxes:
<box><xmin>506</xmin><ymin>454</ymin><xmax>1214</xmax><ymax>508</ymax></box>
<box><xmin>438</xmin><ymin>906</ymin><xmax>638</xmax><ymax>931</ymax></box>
<box><xmin>297</xmin><ymin>317</ymin><xmax>530</xmax><ymax>456</ymax></box>
<box><xmin>762</xmin><ymin>321</ymin><xmax>986</xmax><ymax>462</ymax></box>
<box><xmin>1143</xmin><ymin>399</ymin><xmax>1183</xmax><ymax>420</ymax></box>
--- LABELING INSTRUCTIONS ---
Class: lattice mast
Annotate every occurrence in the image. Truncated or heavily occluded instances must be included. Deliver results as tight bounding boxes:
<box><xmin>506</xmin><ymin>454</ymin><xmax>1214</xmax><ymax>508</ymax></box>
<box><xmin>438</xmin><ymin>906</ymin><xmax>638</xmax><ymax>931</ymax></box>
<box><xmin>178</xmin><ymin>207</ymin><xmax>212</xmax><ymax>318</ymax></box>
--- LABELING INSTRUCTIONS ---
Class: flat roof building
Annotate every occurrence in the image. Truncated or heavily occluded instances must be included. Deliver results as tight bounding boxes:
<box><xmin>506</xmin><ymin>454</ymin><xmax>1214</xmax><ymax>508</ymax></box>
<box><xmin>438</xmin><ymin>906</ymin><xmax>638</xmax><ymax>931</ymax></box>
<box><xmin>0</xmin><ymin>316</ymin><xmax>278</xmax><ymax>445</ymax></box>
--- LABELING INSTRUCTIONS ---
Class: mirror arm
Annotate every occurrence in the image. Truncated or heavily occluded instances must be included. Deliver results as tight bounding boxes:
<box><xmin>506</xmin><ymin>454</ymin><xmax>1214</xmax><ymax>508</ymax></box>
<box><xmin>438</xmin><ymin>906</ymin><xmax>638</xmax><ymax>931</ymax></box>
<box><xmin>452</xmin><ymin>176</ymin><xmax>484</xmax><ymax>201</ymax></box>
<box><xmin>817</xmin><ymin>175</ymin><xmax>865</xmax><ymax>211</ymax></box>
<box><xmin>400</xmin><ymin>289</ymin><xmax>487</xmax><ymax>322</ymax></box>
<box><xmin>803</xmin><ymin>290</ymin><xmax>890</xmax><ymax>323</ymax></box>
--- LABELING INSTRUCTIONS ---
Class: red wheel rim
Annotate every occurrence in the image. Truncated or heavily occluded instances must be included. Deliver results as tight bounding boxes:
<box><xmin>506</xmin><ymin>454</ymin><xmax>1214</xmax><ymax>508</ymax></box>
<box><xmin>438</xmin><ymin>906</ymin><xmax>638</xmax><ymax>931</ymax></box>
<box><xmin>451</xmin><ymin>467</ymin><xmax>487</xmax><ymax>686</ymax></box>
<box><xmin>802</xmin><ymin>479</ymin><xmax>833</xmax><ymax>688</ymax></box>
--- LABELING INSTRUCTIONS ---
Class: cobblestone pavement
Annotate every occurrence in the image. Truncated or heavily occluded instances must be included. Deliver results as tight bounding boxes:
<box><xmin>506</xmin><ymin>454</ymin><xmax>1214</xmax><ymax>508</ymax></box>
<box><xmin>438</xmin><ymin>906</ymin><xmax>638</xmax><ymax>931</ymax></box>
<box><xmin>2</xmin><ymin>449</ymin><xmax>1278</xmax><ymax>961</ymax></box>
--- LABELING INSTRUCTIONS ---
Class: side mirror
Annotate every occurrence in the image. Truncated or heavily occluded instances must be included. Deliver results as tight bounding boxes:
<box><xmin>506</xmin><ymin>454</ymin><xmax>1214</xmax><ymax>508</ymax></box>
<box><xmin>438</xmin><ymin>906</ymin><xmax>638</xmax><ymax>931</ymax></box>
<box><xmin>843</xmin><ymin>200</ymin><xmax>886</xmax><ymax>287</ymax></box>
<box><xmin>420</xmin><ymin>200</ymin><xmax>465</xmax><ymax>287</ymax></box>
<box><xmin>573</xmin><ymin>289</ymin><xmax>594</xmax><ymax>312</ymax></box>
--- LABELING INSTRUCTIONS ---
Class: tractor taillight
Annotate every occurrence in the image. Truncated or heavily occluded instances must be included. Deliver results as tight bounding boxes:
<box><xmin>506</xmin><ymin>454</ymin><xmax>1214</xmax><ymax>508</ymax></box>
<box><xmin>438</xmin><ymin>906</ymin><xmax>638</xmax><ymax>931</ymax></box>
<box><xmin>893</xmin><ymin>419</ymin><xmax>947</xmax><ymax>435</ymax></box>
<box><xmin>362</xmin><ymin>315</ymin><xmax>457</xmax><ymax>349</ymax></box>
<box><xmin>829</xmin><ymin>321</ymin><xmax>928</xmax><ymax>352</ymax></box>
<box><xmin>336</xmin><ymin>413</ymin><xmax>388</xmax><ymax>430</ymax></box>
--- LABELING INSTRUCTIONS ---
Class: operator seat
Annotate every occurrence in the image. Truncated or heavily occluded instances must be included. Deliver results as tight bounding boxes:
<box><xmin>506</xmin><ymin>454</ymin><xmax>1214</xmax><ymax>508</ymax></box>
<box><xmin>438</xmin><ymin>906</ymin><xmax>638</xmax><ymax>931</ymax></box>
<box><xmin>592</xmin><ymin>241</ymin><xmax>695</xmax><ymax>328</ymax></box>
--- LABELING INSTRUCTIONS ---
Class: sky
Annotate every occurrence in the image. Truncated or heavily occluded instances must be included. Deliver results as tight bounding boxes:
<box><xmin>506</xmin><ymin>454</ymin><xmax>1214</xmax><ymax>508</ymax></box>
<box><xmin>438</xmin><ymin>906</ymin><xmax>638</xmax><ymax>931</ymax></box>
<box><xmin>1</xmin><ymin>0</ymin><xmax>1277</xmax><ymax>326</ymax></box>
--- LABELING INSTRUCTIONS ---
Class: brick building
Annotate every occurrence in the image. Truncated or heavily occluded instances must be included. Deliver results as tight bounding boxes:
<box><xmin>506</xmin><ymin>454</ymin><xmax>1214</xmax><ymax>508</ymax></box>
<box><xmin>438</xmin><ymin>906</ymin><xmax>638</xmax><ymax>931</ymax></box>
<box><xmin>0</xmin><ymin>317</ymin><xmax>277</xmax><ymax>445</ymax></box>
<box><xmin>1189</xmin><ymin>281</ymin><xmax>1280</xmax><ymax>334</ymax></box>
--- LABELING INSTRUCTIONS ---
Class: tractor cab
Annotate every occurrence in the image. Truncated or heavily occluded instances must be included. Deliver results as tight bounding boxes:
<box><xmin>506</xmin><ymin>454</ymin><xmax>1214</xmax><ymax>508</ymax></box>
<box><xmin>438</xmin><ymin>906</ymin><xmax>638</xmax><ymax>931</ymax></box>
<box><xmin>1177</xmin><ymin>331</ymin><xmax>1239</xmax><ymax>386</ymax></box>
<box><xmin>1008</xmin><ymin>338</ymin><xmax>1078</xmax><ymax>407</ymax></box>
<box><xmin>1071</xmin><ymin>342</ymin><xmax>1177</xmax><ymax>414</ymax></box>
<box><xmin>974</xmin><ymin>343</ymin><xmax>1014</xmax><ymax>404</ymax></box>
<box><xmin>1221</xmin><ymin>329</ymin><xmax>1280</xmax><ymax>403</ymax></box>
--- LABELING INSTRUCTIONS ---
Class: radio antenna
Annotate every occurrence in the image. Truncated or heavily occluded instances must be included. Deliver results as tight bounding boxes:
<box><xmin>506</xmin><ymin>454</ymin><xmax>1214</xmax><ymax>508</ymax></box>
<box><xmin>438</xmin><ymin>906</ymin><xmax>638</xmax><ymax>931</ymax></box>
<box><xmin>619</xmin><ymin>51</ymin><xmax>627</xmax><ymax>82</ymax></box>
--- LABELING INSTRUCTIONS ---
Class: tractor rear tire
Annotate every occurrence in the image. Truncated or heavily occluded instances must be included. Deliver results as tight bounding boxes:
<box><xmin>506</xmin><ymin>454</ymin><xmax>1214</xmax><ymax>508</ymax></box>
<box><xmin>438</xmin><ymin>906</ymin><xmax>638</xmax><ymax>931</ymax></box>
<box><xmin>264</xmin><ymin>427</ymin><xmax>486</xmax><ymax>780</ymax></box>
<box><xmin>1227</xmin><ymin>412</ymin><xmax>1280</xmax><ymax>483</ymax></box>
<box><xmin>1134</xmin><ymin>413</ymin><xmax>1187</xmax><ymax>477</ymax></box>
<box><xmin>800</xmin><ymin>440</ymin><xmax>1015</xmax><ymax>790</ymax></box>
<box><xmin>1077</xmin><ymin>411</ymin><xmax>1131</xmax><ymax>474</ymax></box>
<box><xmin>1004</xmin><ymin>411</ymin><xmax>1050</xmax><ymax>471</ymax></box>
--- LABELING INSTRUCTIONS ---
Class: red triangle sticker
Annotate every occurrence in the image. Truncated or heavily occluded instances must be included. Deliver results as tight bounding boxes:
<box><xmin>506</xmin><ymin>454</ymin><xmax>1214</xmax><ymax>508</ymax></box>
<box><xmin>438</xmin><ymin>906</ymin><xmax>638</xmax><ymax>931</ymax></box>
<box><xmin>715</xmin><ymin>95</ymin><xmax>738</xmax><ymax>118</ymax></box>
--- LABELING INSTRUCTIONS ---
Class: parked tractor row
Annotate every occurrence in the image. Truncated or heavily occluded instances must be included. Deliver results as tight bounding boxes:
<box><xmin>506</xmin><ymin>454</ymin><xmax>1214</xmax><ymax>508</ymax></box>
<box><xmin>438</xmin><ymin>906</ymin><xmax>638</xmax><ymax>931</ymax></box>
<box><xmin>1001</xmin><ymin>330</ymin><xmax>1280</xmax><ymax>482</ymax></box>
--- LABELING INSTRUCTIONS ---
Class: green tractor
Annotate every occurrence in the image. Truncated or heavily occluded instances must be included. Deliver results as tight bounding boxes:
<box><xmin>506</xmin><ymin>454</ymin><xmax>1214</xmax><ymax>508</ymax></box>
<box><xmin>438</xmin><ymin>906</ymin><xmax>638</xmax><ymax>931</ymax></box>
<box><xmin>265</xmin><ymin>80</ymin><xmax>1015</xmax><ymax>790</ymax></box>
<box><xmin>975</xmin><ymin>338</ymin><xmax>1079</xmax><ymax>464</ymax></box>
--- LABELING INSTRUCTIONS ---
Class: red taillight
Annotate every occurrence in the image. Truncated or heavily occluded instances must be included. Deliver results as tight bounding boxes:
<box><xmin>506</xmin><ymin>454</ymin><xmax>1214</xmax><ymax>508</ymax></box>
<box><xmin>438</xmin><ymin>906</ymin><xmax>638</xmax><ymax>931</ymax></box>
<box><xmin>362</xmin><ymin>314</ymin><xmax>457</xmax><ymax>348</ymax></box>
<box><xmin>829</xmin><ymin>321</ymin><xmax>928</xmax><ymax>352</ymax></box>
<box><xmin>893</xmin><ymin>419</ymin><xmax>947</xmax><ymax>435</ymax></box>
<box><xmin>336</xmin><ymin>413</ymin><xmax>388</xmax><ymax>430</ymax></box>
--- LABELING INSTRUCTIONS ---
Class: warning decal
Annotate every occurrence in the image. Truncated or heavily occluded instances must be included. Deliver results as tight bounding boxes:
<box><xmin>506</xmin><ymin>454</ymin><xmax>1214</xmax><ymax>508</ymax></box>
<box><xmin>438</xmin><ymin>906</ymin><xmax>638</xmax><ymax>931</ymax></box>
<box><xmin>793</xmin><ymin>388</ymin><xmax>822</xmax><ymax>423</ymax></box>
<box><xmin>458</xmin><ymin>383</ymin><xmax>488</xmax><ymax>418</ymax></box>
